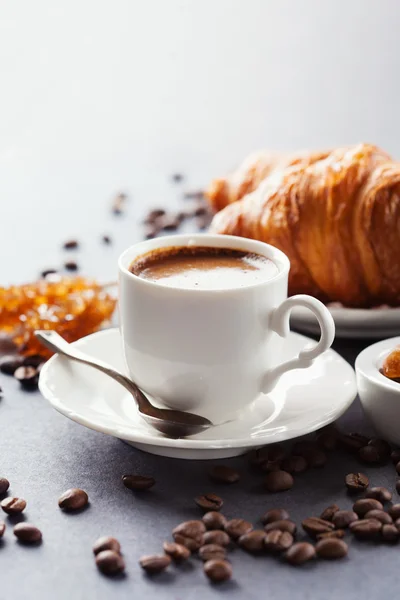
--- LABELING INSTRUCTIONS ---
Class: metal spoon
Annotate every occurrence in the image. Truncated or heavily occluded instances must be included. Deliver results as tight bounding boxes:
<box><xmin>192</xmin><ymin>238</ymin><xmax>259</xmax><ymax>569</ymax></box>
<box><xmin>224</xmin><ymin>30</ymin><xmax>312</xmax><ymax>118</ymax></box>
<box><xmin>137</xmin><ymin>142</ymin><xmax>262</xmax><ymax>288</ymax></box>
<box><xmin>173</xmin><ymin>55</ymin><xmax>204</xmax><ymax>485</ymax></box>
<box><xmin>35</xmin><ymin>330</ymin><xmax>212</xmax><ymax>438</ymax></box>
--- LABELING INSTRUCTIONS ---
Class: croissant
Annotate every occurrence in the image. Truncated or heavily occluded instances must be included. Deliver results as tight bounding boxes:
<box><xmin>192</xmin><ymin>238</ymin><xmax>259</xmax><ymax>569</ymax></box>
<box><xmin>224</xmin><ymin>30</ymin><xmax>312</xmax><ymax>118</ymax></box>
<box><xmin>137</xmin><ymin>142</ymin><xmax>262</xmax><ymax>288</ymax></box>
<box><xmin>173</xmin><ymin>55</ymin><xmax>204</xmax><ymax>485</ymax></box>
<box><xmin>210</xmin><ymin>143</ymin><xmax>400</xmax><ymax>307</ymax></box>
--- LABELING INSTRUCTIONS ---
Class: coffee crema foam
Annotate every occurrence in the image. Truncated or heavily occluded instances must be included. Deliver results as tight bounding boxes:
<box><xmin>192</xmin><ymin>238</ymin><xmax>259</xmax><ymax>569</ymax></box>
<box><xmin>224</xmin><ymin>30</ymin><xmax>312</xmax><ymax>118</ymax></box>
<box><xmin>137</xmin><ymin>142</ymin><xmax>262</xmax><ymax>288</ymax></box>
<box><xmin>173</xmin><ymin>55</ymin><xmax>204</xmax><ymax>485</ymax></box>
<box><xmin>130</xmin><ymin>245</ymin><xmax>278</xmax><ymax>290</ymax></box>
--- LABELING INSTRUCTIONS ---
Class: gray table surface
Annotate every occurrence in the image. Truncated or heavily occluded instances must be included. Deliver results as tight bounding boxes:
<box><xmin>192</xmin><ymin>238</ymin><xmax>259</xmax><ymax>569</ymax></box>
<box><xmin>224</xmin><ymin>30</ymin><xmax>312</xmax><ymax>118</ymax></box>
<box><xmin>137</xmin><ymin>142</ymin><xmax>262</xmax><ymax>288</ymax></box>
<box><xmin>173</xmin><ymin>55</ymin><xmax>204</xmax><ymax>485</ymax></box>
<box><xmin>2</xmin><ymin>0</ymin><xmax>400</xmax><ymax>598</ymax></box>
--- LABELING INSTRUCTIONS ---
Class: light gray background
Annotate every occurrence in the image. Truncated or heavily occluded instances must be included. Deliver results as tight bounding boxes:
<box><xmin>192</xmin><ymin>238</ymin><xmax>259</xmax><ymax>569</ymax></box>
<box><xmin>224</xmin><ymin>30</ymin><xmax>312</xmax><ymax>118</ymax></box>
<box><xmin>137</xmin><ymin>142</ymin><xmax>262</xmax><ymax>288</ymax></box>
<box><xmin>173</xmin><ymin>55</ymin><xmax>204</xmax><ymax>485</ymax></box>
<box><xmin>1</xmin><ymin>1</ymin><xmax>399</xmax><ymax>598</ymax></box>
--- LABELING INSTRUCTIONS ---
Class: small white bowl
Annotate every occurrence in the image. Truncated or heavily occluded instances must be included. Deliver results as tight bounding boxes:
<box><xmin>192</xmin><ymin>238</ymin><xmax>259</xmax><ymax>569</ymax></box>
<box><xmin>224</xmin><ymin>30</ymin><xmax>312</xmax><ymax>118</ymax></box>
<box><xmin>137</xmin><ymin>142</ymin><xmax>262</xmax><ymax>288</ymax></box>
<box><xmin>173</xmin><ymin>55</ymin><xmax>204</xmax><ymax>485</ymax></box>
<box><xmin>356</xmin><ymin>336</ymin><xmax>400</xmax><ymax>445</ymax></box>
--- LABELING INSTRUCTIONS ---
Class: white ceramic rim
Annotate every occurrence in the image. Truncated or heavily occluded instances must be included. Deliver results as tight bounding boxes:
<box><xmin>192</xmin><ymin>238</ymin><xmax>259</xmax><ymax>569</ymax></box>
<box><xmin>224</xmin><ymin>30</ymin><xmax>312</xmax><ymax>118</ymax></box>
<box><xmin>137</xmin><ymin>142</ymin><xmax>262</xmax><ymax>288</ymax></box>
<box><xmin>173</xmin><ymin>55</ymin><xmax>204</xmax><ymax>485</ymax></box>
<box><xmin>39</xmin><ymin>328</ymin><xmax>357</xmax><ymax>450</ymax></box>
<box><xmin>118</xmin><ymin>233</ymin><xmax>290</xmax><ymax>294</ymax></box>
<box><xmin>355</xmin><ymin>336</ymin><xmax>400</xmax><ymax>393</ymax></box>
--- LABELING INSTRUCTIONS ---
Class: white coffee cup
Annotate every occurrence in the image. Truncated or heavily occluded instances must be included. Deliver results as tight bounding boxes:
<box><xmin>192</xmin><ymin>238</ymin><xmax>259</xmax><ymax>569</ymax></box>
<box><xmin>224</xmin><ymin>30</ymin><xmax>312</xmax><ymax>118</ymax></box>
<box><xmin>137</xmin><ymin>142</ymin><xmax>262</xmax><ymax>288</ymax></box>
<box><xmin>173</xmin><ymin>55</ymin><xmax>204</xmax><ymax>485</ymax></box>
<box><xmin>118</xmin><ymin>234</ymin><xmax>335</xmax><ymax>424</ymax></box>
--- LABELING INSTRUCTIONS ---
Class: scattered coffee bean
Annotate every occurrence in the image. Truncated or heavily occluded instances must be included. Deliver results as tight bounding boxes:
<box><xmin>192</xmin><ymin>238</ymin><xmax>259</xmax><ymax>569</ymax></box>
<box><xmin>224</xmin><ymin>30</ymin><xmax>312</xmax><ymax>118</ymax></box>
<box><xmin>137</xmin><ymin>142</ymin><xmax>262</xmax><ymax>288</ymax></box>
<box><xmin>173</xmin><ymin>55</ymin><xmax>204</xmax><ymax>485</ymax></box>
<box><xmin>13</xmin><ymin>523</ymin><xmax>42</xmax><ymax>544</ymax></box>
<box><xmin>122</xmin><ymin>474</ymin><xmax>155</xmax><ymax>491</ymax></box>
<box><xmin>395</xmin><ymin>517</ymin><xmax>400</xmax><ymax>530</ymax></box>
<box><xmin>144</xmin><ymin>225</ymin><xmax>158</xmax><ymax>239</ymax></box>
<box><xmin>238</xmin><ymin>530</ymin><xmax>266</xmax><ymax>553</ymax></box>
<box><xmin>350</xmin><ymin>518</ymin><xmax>382</xmax><ymax>539</ymax></box>
<box><xmin>391</xmin><ymin>449</ymin><xmax>400</xmax><ymax>464</ymax></box>
<box><xmin>396</xmin><ymin>480</ymin><xmax>400</xmax><ymax>495</ymax></box>
<box><xmin>140</xmin><ymin>554</ymin><xmax>171</xmax><ymax>574</ymax></box>
<box><xmin>316</xmin><ymin>430</ymin><xmax>338</xmax><ymax>451</ymax></box>
<box><xmin>316</xmin><ymin>530</ymin><xmax>345</xmax><ymax>541</ymax></box>
<box><xmin>173</xmin><ymin>534</ymin><xmax>202</xmax><ymax>552</ymax></box>
<box><xmin>315</xmin><ymin>538</ymin><xmax>348</xmax><ymax>559</ymax></box>
<box><xmin>353</xmin><ymin>498</ymin><xmax>383</xmax><ymax>517</ymax></box>
<box><xmin>172</xmin><ymin>173</ymin><xmax>183</xmax><ymax>183</ymax></box>
<box><xmin>159</xmin><ymin>215</ymin><xmax>180</xmax><ymax>232</ymax></box>
<box><xmin>41</xmin><ymin>269</ymin><xmax>58</xmax><ymax>278</ymax></box>
<box><xmin>58</xmin><ymin>488</ymin><xmax>88</xmax><ymax>511</ymax></box>
<box><xmin>14</xmin><ymin>366</ymin><xmax>38</xmax><ymax>390</ymax></box>
<box><xmin>368</xmin><ymin>438</ymin><xmax>391</xmax><ymax>458</ymax></box>
<box><xmin>264</xmin><ymin>520</ymin><xmax>297</xmax><ymax>535</ymax></box>
<box><xmin>264</xmin><ymin>530</ymin><xmax>293</xmax><ymax>552</ymax></box>
<box><xmin>96</xmin><ymin>550</ymin><xmax>125</xmax><ymax>575</ymax></box>
<box><xmin>63</xmin><ymin>239</ymin><xmax>79</xmax><ymax>250</ymax></box>
<box><xmin>261</xmin><ymin>508</ymin><xmax>290</xmax><ymax>525</ymax></box>
<box><xmin>0</xmin><ymin>355</ymin><xmax>23</xmax><ymax>375</ymax></box>
<box><xmin>163</xmin><ymin>541</ymin><xmax>190</xmax><ymax>561</ymax></box>
<box><xmin>173</xmin><ymin>520</ymin><xmax>205</xmax><ymax>550</ymax></box>
<box><xmin>202</xmin><ymin>530</ymin><xmax>231</xmax><ymax>547</ymax></box>
<box><xmin>112</xmin><ymin>193</ymin><xmax>127</xmax><ymax>215</ymax></box>
<box><xmin>209</xmin><ymin>465</ymin><xmax>240</xmax><ymax>484</ymax></box>
<box><xmin>306</xmin><ymin>448</ymin><xmax>327</xmax><ymax>468</ymax></box>
<box><xmin>64</xmin><ymin>261</ymin><xmax>78</xmax><ymax>272</ymax></box>
<box><xmin>0</xmin><ymin>521</ymin><xmax>5</xmax><ymax>537</ymax></box>
<box><xmin>202</xmin><ymin>511</ymin><xmax>227</xmax><ymax>530</ymax></box>
<box><xmin>203</xmin><ymin>559</ymin><xmax>232</xmax><ymax>583</ymax></box>
<box><xmin>195</xmin><ymin>493</ymin><xmax>223</xmax><ymax>512</ymax></box>
<box><xmin>144</xmin><ymin>209</ymin><xmax>166</xmax><ymax>224</ymax></box>
<box><xmin>0</xmin><ymin>477</ymin><xmax>10</xmax><ymax>495</ymax></box>
<box><xmin>93</xmin><ymin>536</ymin><xmax>121</xmax><ymax>555</ymax></box>
<box><xmin>345</xmin><ymin>472</ymin><xmax>369</xmax><ymax>492</ymax></box>
<box><xmin>302</xmin><ymin>517</ymin><xmax>334</xmax><ymax>538</ymax></box>
<box><xmin>281</xmin><ymin>455</ymin><xmax>308</xmax><ymax>474</ymax></box>
<box><xmin>102</xmin><ymin>235</ymin><xmax>111</xmax><ymax>244</ymax></box>
<box><xmin>260</xmin><ymin>460</ymin><xmax>282</xmax><ymax>473</ymax></box>
<box><xmin>184</xmin><ymin>190</ymin><xmax>204</xmax><ymax>200</ymax></box>
<box><xmin>365</xmin><ymin>487</ymin><xmax>392</xmax><ymax>503</ymax></box>
<box><xmin>382</xmin><ymin>524</ymin><xmax>400</xmax><ymax>542</ymax></box>
<box><xmin>292</xmin><ymin>440</ymin><xmax>316</xmax><ymax>457</ymax></box>
<box><xmin>264</xmin><ymin>470</ymin><xmax>294</xmax><ymax>492</ymax></box>
<box><xmin>266</xmin><ymin>445</ymin><xmax>286</xmax><ymax>462</ymax></box>
<box><xmin>389</xmin><ymin>504</ymin><xmax>400</xmax><ymax>520</ymax></box>
<box><xmin>358</xmin><ymin>445</ymin><xmax>382</xmax><ymax>464</ymax></box>
<box><xmin>224</xmin><ymin>519</ymin><xmax>253</xmax><ymax>540</ymax></box>
<box><xmin>320</xmin><ymin>504</ymin><xmax>340</xmax><ymax>521</ymax></box>
<box><xmin>1</xmin><ymin>497</ymin><xmax>26</xmax><ymax>514</ymax></box>
<box><xmin>332</xmin><ymin>510</ymin><xmax>358</xmax><ymax>529</ymax></box>
<box><xmin>364</xmin><ymin>509</ymin><xmax>392</xmax><ymax>524</ymax></box>
<box><xmin>285</xmin><ymin>542</ymin><xmax>316</xmax><ymax>565</ymax></box>
<box><xmin>248</xmin><ymin>447</ymin><xmax>270</xmax><ymax>467</ymax></box>
<box><xmin>199</xmin><ymin>544</ymin><xmax>226</xmax><ymax>561</ymax></box>
<box><xmin>396</xmin><ymin>462</ymin><xmax>400</xmax><ymax>475</ymax></box>
<box><xmin>339</xmin><ymin>432</ymin><xmax>369</xmax><ymax>452</ymax></box>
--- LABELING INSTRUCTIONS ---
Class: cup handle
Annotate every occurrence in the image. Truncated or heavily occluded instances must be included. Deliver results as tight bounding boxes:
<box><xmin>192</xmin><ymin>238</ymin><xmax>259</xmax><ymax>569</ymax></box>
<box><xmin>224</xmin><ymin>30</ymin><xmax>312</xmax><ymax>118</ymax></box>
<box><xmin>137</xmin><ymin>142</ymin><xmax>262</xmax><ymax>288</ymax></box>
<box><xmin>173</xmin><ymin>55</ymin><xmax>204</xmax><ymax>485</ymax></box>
<box><xmin>261</xmin><ymin>294</ymin><xmax>335</xmax><ymax>394</ymax></box>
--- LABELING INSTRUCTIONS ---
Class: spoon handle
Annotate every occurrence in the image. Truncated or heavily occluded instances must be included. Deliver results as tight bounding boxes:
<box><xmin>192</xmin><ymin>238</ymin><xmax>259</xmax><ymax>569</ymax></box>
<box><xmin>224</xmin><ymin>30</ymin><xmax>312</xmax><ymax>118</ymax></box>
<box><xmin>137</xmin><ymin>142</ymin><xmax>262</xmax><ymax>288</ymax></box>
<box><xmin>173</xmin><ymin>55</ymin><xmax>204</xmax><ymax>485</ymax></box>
<box><xmin>34</xmin><ymin>330</ymin><xmax>152</xmax><ymax>413</ymax></box>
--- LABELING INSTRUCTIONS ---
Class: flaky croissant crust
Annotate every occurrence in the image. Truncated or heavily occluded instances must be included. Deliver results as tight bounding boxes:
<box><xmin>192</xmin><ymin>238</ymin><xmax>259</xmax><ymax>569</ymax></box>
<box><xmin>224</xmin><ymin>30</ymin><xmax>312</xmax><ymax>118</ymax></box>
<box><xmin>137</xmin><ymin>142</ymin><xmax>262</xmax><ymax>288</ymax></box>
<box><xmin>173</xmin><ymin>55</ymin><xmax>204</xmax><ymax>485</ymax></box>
<box><xmin>210</xmin><ymin>143</ymin><xmax>400</xmax><ymax>307</ymax></box>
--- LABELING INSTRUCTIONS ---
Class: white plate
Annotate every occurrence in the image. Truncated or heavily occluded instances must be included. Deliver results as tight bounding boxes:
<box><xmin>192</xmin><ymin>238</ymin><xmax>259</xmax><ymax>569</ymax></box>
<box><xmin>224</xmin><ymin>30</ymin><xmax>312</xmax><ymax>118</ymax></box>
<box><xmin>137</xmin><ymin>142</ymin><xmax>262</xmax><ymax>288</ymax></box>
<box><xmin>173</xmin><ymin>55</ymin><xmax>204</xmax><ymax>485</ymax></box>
<box><xmin>39</xmin><ymin>328</ymin><xmax>357</xmax><ymax>460</ymax></box>
<box><xmin>291</xmin><ymin>305</ymin><xmax>400</xmax><ymax>339</ymax></box>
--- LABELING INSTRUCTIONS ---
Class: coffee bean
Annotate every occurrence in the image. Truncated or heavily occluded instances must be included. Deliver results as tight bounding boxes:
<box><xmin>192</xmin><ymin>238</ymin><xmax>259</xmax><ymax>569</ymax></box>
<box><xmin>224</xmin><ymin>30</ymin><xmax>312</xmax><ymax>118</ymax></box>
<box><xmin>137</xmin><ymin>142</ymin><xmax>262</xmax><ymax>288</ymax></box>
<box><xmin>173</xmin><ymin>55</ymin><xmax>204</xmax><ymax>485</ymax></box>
<box><xmin>202</xmin><ymin>530</ymin><xmax>231</xmax><ymax>547</ymax></box>
<box><xmin>202</xmin><ymin>511</ymin><xmax>227</xmax><ymax>530</ymax></box>
<box><xmin>261</xmin><ymin>508</ymin><xmax>290</xmax><ymax>525</ymax></box>
<box><xmin>315</xmin><ymin>538</ymin><xmax>348</xmax><ymax>559</ymax></box>
<box><xmin>316</xmin><ymin>430</ymin><xmax>338</xmax><ymax>451</ymax></box>
<box><xmin>184</xmin><ymin>189</ymin><xmax>204</xmax><ymax>200</ymax></box>
<box><xmin>111</xmin><ymin>193</ymin><xmax>127</xmax><ymax>215</ymax></box>
<box><xmin>159</xmin><ymin>215</ymin><xmax>180</xmax><ymax>232</ymax></box>
<box><xmin>13</xmin><ymin>523</ymin><xmax>42</xmax><ymax>544</ymax></box>
<box><xmin>396</xmin><ymin>480</ymin><xmax>400</xmax><ymax>495</ymax></box>
<box><xmin>265</xmin><ymin>445</ymin><xmax>286</xmax><ymax>462</ymax></box>
<box><xmin>281</xmin><ymin>455</ymin><xmax>308</xmax><ymax>474</ymax></box>
<box><xmin>345</xmin><ymin>472</ymin><xmax>369</xmax><ymax>492</ymax></box>
<box><xmin>391</xmin><ymin>449</ymin><xmax>400</xmax><ymax>464</ymax></box>
<box><xmin>196</xmin><ymin>215</ymin><xmax>210</xmax><ymax>230</ymax></box>
<box><xmin>307</xmin><ymin>448</ymin><xmax>328</xmax><ymax>468</ymax></box>
<box><xmin>264</xmin><ymin>519</ymin><xmax>297</xmax><ymax>535</ymax></box>
<box><xmin>395</xmin><ymin>517</ymin><xmax>400</xmax><ymax>530</ymax></box>
<box><xmin>0</xmin><ymin>521</ymin><xmax>5</xmax><ymax>537</ymax></box>
<box><xmin>0</xmin><ymin>477</ymin><xmax>10</xmax><ymax>495</ymax></box>
<box><xmin>195</xmin><ymin>493</ymin><xmax>223</xmax><ymax>512</ymax></box>
<box><xmin>102</xmin><ymin>235</ymin><xmax>112</xmax><ymax>244</ymax></box>
<box><xmin>144</xmin><ymin>209</ymin><xmax>166</xmax><ymax>224</ymax></box>
<box><xmin>122</xmin><ymin>475</ymin><xmax>155</xmax><ymax>491</ymax></box>
<box><xmin>248</xmin><ymin>447</ymin><xmax>270</xmax><ymax>467</ymax></box>
<box><xmin>1</xmin><ymin>497</ymin><xmax>26</xmax><ymax>514</ymax></box>
<box><xmin>224</xmin><ymin>519</ymin><xmax>253</xmax><ymax>540</ymax></box>
<box><xmin>316</xmin><ymin>530</ymin><xmax>345</xmax><ymax>541</ymax></box>
<box><xmin>58</xmin><ymin>488</ymin><xmax>88</xmax><ymax>511</ymax></box>
<box><xmin>264</xmin><ymin>530</ymin><xmax>293</xmax><ymax>552</ymax></box>
<box><xmin>302</xmin><ymin>517</ymin><xmax>334</xmax><ymax>538</ymax></box>
<box><xmin>238</xmin><ymin>530</ymin><xmax>266</xmax><ymax>553</ymax></box>
<box><xmin>358</xmin><ymin>445</ymin><xmax>382</xmax><ymax>464</ymax></box>
<box><xmin>389</xmin><ymin>504</ymin><xmax>400</xmax><ymax>520</ymax></box>
<box><xmin>0</xmin><ymin>355</ymin><xmax>23</xmax><ymax>375</ymax></box>
<box><xmin>350</xmin><ymin>518</ymin><xmax>382</xmax><ymax>539</ymax></box>
<box><xmin>14</xmin><ymin>366</ymin><xmax>38</xmax><ymax>390</ymax></box>
<box><xmin>382</xmin><ymin>524</ymin><xmax>400</xmax><ymax>542</ymax></box>
<box><xmin>173</xmin><ymin>520</ymin><xmax>205</xmax><ymax>550</ymax></box>
<box><xmin>93</xmin><ymin>536</ymin><xmax>121</xmax><ymax>555</ymax></box>
<box><xmin>292</xmin><ymin>440</ymin><xmax>315</xmax><ymax>457</ymax></box>
<box><xmin>96</xmin><ymin>550</ymin><xmax>125</xmax><ymax>575</ymax></box>
<box><xmin>319</xmin><ymin>504</ymin><xmax>340</xmax><ymax>521</ymax></box>
<box><xmin>365</xmin><ymin>487</ymin><xmax>392</xmax><ymax>503</ymax></box>
<box><xmin>144</xmin><ymin>226</ymin><xmax>158</xmax><ymax>239</ymax></box>
<box><xmin>332</xmin><ymin>510</ymin><xmax>358</xmax><ymax>529</ymax></box>
<box><xmin>364</xmin><ymin>509</ymin><xmax>392</xmax><ymax>524</ymax></box>
<box><xmin>63</xmin><ymin>239</ymin><xmax>79</xmax><ymax>250</ymax></box>
<box><xmin>163</xmin><ymin>541</ymin><xmax>191</xmax><ymax>561</ymax></box>
<box><xmin>396</xmin><ymin>462</ymin><xmax>400</xmax><ymax>475</ymax></box>
<box><xmin>209</xmin><ymin>465</ymin><xmax>240</xmax><ymax>484</ymax></box>
<box><xmin>260</xmin><ymin>460</ymin><xmax>282</xmax><ymax>473</ymax></box>
<box><xmin>41</xmin><ymin>269</ymin><xmax>58</xmax><ymax>278</ymax></box>
<box><xmin>203</xmin><ymin>559</ymin><xmax>232</xmax><ymax>583</ymax></box>
<box><xmin>339</xmin><ymin>432</ymin><xmax>369</xmax><ymax>452</ymax></box>
<box><xmin>199</xmin><ymin>544</ymin><xmax>226</xmax><ymax>561</ymax></box>
<box><xmin>173</xmin><ymin>534</ymin><xmax>202</xmax><ymax>552</ymax></box>
<box><xmin>264</xmin><ymin>470</ymin><xmax>294</xmax><ymax>492</ymax></box>
<box><xmin>140</xmin><ymin>554</ymin><xmax>171</xmax><ymax>574</ymax></box>
<box><xmin>353</xmin><ymin>498</ymin><xmax>383</xmax><ymax>517</ymax></box>
<box><xmin>368</xmin><ymin>438</ymin><xmax>391</xmax><ymax>458</ymax></box>
<box><xmin>64</xmin><ymin>261</ymin><xmax>78</xmax><ymax>272</ymax></box>
<box><xmin>285</xmin><ymin>542</ymin><xmax>316</xmax><ymax>565</ymax></box>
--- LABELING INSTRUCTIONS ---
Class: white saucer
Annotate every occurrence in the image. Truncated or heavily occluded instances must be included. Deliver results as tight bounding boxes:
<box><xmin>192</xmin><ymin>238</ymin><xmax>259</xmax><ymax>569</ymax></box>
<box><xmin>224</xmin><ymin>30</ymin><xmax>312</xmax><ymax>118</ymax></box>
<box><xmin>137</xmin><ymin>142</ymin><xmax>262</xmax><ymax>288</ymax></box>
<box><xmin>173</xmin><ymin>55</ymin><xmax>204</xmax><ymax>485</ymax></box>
<box><xmin>291</xmin><ymin>305</ymin><xmax>400</xmax><ymax>339</ymax></box>
<box><xmin>39</xmin><ymin>328</ymin><xmax>357</xmax><ymax>460</ymax></box>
